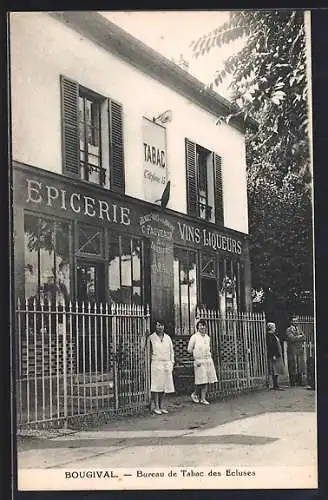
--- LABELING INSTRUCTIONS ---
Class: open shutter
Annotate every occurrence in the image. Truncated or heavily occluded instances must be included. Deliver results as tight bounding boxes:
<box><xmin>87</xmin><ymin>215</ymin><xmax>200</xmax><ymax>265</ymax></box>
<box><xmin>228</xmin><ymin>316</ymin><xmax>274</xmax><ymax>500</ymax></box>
<box><xmin>60</xmin><ymin>76</ymin><xmax>79</xmax><ymax>177</ymax></box>
<box><xmin>109</xmin><ymin>100</ymin><xmax>125</xmax><ymax>193</ymax></box>
<box><xmin>185</xmin><ymin>138</ymin><xmax>197</xmax><ymax>216</ymax></box>
<box><xmin>214</xmin><ymin>153</ymin><xmax>224</xmax><ymax>225</ymax></box>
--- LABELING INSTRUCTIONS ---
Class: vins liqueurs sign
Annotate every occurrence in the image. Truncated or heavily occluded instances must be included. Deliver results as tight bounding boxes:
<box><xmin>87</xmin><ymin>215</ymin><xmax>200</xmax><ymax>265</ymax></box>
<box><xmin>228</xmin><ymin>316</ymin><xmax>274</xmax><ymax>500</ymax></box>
<box><xmin>143</xmin><ymin>117</ymin><xmax>168</xmax><ymax>203</ymax></box>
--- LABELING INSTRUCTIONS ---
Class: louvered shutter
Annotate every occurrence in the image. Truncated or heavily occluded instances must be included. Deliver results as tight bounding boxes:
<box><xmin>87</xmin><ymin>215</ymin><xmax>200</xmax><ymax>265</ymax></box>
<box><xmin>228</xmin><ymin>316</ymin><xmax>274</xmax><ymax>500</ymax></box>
<box><xmin>185</xmin><ymin>138</ymin><xmax>197</xmax><ymax>216</ymax></box>
<box><xmin>60</xmin><ymin>76</ymin><xmax>80</xmax><ymax>177</ymax></box>
<box><xmin>109</xmin><ymin>100</ymin><xmax>125</xmax><ymax>193</ymax></box>
<box><xmin>214</xmin><ymin>153</ymin><xmax>224</xmax><ymax>225</ymax></box>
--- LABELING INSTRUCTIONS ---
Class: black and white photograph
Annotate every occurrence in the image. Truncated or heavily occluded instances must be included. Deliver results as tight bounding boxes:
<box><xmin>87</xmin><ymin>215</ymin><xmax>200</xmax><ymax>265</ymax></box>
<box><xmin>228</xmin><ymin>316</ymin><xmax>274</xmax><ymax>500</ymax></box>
<box><xmin>9</xmin><ymin>10</ymin><xmax>317</xmax><ymax>490</ymax></box>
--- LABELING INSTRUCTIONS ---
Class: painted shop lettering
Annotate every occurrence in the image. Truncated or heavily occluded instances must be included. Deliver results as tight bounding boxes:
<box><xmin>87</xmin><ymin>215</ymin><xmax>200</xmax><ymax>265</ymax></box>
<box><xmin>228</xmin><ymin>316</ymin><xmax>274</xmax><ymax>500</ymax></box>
<box><xmin>143</xmin><ymin>142</ymin><xmax>166</xmax><ymax>168</ymax></box>
<box><xmin>178</xmin><ymin>222</ymin><xmax>242</xmax><ymax>255</ymax></box>
<box><xmin>141</xmin><ymin>224</ymin><xmax>173</xmax><ymax>240</ymax></box>
<box><xmin>26</xmin><ymin>179</ymin><xmax>131</xmax><ymax>226</ymax></box>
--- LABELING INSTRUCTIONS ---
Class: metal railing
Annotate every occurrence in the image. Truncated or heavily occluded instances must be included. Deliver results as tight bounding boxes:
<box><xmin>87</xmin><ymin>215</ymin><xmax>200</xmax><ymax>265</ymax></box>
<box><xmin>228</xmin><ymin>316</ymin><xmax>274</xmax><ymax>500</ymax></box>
<box><xmin>282</xmin><ymin>315</ymin><xmax>315</xmax><ymax>387</ymax></box>
<box><xmin>173</xmin><ymin>309</ymin><xmax>269</xmax><ymax>397</ymax></box>
<box><xmin>199</xmin><ymin>309</ymin><xmax>269</xmax><ymax>396</ymax></box>
<box><xmin>15</xmin><ymin>299</ymin><xmax>151</xmax><ymax>429</ymax></box>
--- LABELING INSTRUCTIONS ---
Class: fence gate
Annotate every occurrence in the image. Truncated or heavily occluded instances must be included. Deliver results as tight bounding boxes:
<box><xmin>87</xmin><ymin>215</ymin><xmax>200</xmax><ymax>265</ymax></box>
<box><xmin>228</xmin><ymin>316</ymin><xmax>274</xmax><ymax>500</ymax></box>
<box><xmin>16</xmin><ymin>300</ymin><xmax>151</xmax><ymax>429</ymax></box>
<box><xmin>195</xmin><ymin>309</ymin><xmax>268</xmax><ymax>397</ymax></box>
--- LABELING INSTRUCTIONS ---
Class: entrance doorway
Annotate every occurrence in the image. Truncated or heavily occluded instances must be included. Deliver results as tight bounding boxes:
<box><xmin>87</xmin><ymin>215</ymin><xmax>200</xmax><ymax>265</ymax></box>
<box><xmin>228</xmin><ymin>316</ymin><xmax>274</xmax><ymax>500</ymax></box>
<box><xmin>201</xmin><ymin>277</ymin><xmax>218</xmax><ymax>310</ymax></box>
<box><xmin>76</xmin><ymin>261</ymin><xmax>107</xmax><ymax>373</ymax></box>
<box><xmin>76</xmin><ymin>261</ymin><xmax>105</xmax><ymax>304</ymax></box>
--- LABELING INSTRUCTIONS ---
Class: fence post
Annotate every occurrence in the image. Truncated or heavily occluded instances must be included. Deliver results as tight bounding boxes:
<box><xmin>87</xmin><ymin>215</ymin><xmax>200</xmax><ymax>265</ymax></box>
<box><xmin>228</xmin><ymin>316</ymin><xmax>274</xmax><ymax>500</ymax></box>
<box><xmin>61</xmin><ymin>301</ymin><xmax>68</xmax><ymax>429</ymax></box>
<box><xmin>232</xmin><ymin>313</ymin><xmax>240</xmax><ymax>391</ymax></box>
<box><xmin>242</xmin><ymin>312</ymin><xmax>251</xmax><ymax>388</ymax></box>
<box><xmin>144</xmin><ymin>305</ymin><xmax>151</xmax><ymax>404</ymax></box>
<box><xmin>261</xmin><ymin>313</ymin><xmax>269</xmax><ymax>388</ymax></box>
<box><xmin>111</xmin><ymin>304</ymin><xmax>119</xmax><ymax>411</ymax></box>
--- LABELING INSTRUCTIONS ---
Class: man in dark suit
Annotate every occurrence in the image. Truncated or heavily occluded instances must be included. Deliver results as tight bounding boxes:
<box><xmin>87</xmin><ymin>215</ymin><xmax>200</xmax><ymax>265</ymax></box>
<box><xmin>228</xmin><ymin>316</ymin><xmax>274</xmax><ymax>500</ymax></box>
<box><xmin>266</xmin><ymin>322</ymin><xmax>286</xmax><ymax>390</ymax></box>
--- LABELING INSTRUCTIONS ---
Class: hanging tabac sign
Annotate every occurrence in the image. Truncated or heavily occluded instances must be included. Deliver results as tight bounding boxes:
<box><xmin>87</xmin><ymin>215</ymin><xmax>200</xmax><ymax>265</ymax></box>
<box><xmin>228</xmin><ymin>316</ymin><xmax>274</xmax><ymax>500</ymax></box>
<box><xmin>142</xmin><ymin>117</ymin><xmax>168</xmax><ymax>204</ymax></box>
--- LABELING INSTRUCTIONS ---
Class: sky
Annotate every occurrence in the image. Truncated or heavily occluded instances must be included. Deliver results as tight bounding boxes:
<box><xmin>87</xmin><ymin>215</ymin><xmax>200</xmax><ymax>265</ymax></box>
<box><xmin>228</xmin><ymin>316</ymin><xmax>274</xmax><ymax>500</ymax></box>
<box><xmin>100</xmin><ymin>11</ymin><xmax>245</xmax><ymax>99</ymax></box>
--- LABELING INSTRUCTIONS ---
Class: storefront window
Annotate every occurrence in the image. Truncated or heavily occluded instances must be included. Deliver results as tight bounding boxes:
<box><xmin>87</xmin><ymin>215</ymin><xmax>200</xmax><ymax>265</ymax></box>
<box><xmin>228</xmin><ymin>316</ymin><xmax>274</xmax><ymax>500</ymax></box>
<box><xmin>108</xmin><ymin>234</ymin><xmax>143</xmax><ymax>305</ymax></box>
<box><xmin>24</xmin><ymin>214</ymin><xmax>71</xmax><ymax>304</ymax></box>
<box><xmin>218</xmin><ymin>256</ymin><xmax>240</xmax><ymax>314</ymax></box>
<box><xmin>77</xmin><ymin>224</ymin><xmax>103</xmax><ymax>256</ymax></box>
<box><xmin>174</xmin><ymin>248</ymin><xmax>197</xmax><ymax>335</ymax></box>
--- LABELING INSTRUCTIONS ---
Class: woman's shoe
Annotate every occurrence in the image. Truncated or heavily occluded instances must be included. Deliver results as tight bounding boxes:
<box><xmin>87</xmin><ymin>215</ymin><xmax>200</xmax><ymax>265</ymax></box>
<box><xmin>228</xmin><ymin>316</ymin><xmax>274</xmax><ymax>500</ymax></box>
<box><xmin>191</xmin><ymin>392</ymin><xmax>199</xmax><ymax>403</ymax></box>
<box><xmin>200</xmin><ymin>399</ymin><xmax>210</xmax><ymax>405</ymax></box>
<box><xmin>153</xmin><ymin>409</ymin><xmax>162</xmax><ymax>415</ymax></box>
<box><xmin>160</xmin><ymin>409</ymin><xmax>168</xmax><ymax>414</ymax></box>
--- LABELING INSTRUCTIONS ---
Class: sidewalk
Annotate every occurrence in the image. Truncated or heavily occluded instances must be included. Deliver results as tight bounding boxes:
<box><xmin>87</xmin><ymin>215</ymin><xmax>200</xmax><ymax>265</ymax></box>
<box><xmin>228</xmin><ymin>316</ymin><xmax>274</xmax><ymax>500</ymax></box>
<box><xmin>18</xmin><ymin>387</ymin><xmax>315</xmax><ymax>450</ymax></box>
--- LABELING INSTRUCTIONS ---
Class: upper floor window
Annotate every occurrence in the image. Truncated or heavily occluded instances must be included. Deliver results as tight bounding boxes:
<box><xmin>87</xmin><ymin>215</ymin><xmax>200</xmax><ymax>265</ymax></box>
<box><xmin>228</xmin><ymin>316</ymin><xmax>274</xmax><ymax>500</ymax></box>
<box><xmin>185</xmin><ymin>138</ymin><xmax>224</xmax><ymax>225</ymax></box>
<box><xmin>197</xmin><ymin>145</ymin><xmax>215</xmax><ymax>222</ymax></box>
<box><xmin>60</xmin><ymin>75</ymin><xmax>125</xmax><ymax>193</ymax></box>
<box><xmin>79</xmin><ymin>92</ymin><xmax>104</xmax><ymax>186</ymax></box>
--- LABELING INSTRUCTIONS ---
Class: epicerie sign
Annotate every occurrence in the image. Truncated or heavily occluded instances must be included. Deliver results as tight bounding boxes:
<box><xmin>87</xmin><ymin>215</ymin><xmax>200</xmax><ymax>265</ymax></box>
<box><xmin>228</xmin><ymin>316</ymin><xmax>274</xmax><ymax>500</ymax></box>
<box><xmin>142</xmin><ymin>117</ymin><xmax>168</xmax><ymax>203</ymax></box>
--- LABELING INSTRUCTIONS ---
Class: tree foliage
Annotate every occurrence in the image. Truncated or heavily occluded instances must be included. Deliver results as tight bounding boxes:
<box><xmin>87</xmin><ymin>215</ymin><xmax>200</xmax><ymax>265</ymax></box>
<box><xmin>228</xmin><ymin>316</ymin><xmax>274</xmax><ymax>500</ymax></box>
<box><xmin>191</xmin><ymin>10</ymin><xmax>313</xmax><ymax>313</ymax></box>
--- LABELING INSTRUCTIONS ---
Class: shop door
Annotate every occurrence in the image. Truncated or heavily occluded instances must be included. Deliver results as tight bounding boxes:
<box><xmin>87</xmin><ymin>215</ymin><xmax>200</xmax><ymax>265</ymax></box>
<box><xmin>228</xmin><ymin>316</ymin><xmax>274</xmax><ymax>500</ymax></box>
<box><xmin>201</xmin><ymin>277</ymin><xmax>218</xmax><ymax>311</ymax></box>
<box><xmin>76</xmin><ymin>261</ymin><xmax>105</xmax><ymax>304</ymax></box>
<box><xmin>76</xmin><ymin>261</ymin><xmax>107</xmax><ymax>374</ymax></box>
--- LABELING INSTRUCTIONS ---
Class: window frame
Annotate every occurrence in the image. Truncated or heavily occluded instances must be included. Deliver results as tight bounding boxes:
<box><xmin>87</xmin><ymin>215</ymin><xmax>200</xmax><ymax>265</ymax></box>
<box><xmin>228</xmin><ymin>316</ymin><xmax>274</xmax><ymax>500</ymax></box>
<box><xmin>60</xmin><ymin>75</ymin><xmax>125</xmax><ymax>193</ymax></box>
<box><xmin>23</xmin><ymin>211</ymin><xmax>73</xmax><ymax>304</ymax></box>
<box><xmin>79</xmin><ymin>87</ymin><xmax>106</xmax><ymax>187</ymax></box>
<box><xmin>173</xmin><ymin>246</ymin><xmax>198</xmax><ymax>336</ymax></box>
<box><xmin>185</xmin><ymin>138</ymin><xmax>224</xmax><ymax>225</ymax></box>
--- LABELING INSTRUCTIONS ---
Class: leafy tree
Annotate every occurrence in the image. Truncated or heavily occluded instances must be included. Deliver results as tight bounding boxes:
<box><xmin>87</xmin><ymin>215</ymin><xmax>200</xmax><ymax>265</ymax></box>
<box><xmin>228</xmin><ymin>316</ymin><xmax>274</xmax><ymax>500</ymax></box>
<box><xmin>190</xmin><ymin>10</ymin><xmax>313</xmax><ymax>314</ymax></box>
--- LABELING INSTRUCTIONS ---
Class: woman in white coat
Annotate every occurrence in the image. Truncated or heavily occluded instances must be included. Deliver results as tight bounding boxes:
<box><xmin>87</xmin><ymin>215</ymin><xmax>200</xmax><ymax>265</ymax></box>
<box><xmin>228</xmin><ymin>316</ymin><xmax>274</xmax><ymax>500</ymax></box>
<box><xmin>187</xmin><ymin>319</ymin><xmax>218</xmax><ymax>405</ymax></box>
<box><xmin>148</xmin><ymin>320</ymin><xmax>175</xmax><ymax>415</ymax></box>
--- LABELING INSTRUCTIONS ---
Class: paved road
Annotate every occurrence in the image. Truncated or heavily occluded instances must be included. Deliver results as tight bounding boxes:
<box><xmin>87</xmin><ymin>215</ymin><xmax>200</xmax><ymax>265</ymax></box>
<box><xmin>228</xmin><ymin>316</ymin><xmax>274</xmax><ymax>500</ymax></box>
<box><xmin>17</xmin><ymin>388</ymin><xmax>317</xmax><ymax>490</ymax></box>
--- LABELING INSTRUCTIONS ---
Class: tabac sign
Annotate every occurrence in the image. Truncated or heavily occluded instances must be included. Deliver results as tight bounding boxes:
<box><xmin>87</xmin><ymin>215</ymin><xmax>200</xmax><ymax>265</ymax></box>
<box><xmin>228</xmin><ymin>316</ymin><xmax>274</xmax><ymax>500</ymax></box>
<box><xmin>142</xmin><ymin>117</ymin><xmax>168</xmax><ymax>203</ymax></box>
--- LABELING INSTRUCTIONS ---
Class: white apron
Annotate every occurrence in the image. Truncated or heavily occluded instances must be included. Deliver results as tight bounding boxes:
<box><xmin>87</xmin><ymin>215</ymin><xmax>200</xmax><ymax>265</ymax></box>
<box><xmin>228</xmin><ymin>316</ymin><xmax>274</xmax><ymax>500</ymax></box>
<box><xmin>188</xmin><ymin>332</ymin><xmax>218</xmax><ymax>385</ymax></box>
<box><xmin>149</xmin><ymin>333</ymin><xmax>175</xmax><ymax>393</ymax></box>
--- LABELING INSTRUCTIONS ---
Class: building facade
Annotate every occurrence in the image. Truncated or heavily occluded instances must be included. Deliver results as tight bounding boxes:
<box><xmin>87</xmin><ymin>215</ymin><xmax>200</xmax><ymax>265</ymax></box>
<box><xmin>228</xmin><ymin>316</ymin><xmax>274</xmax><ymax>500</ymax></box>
<box><xmin>11</xmin><ymin>12</ymin><xmax>253</xmax><ymax>337</ymax></box>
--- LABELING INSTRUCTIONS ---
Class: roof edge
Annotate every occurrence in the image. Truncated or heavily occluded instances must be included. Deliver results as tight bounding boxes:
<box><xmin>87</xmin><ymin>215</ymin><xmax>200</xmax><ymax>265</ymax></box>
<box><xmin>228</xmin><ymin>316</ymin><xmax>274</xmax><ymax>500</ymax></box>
<box><xmin>49</xmin><ymin>11</ymin><xmax>257</xmax><ymax>133</ymax></box>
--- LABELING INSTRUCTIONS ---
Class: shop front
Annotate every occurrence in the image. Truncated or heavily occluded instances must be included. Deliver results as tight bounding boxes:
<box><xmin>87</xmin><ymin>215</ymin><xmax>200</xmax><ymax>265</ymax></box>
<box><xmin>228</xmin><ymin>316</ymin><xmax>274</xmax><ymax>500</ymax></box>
<box><xmin>13</xmin><ymin>162</ymin><xmax>251</xmax><ymax>337</ymax></box>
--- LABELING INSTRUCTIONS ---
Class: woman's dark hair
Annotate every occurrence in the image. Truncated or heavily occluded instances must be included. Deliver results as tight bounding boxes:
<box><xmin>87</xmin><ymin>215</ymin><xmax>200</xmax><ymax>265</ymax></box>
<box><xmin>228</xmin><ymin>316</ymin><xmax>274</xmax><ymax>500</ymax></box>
<box><xmin>153</xmin><ymin>319</ymin><xmax>165</xmax><ymax>329</ymax></box>
<box><xmin>196</xmin><ymin>319</ymin><xmax>206</xmax><ymax>328</ymax></box>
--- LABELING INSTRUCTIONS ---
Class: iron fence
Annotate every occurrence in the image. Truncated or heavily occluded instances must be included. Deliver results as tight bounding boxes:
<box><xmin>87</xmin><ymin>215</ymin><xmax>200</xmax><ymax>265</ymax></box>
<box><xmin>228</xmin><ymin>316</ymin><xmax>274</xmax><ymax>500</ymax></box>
<box><xmin>173</xmin><ymin>309</ymin><xmax>269</xmax><ymax>397</ymax></box>
<box><xmin>16</xmin><ymin>299</ymin><xmax>151</xmax><ymax>429</ymax></box>
<box><xmin>15</xmin><ymin>299</ymin><xmax>315</xmax><ymax>430</ymax></box>
<box><xmin>281</xmin><ymin>315</ymin><xmax>315</xmax><ymax>387</ymax></box>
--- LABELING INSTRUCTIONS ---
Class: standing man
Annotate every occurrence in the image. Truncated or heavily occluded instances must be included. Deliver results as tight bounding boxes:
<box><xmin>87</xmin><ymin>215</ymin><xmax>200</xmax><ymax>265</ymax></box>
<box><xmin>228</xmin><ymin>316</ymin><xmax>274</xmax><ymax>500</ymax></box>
<box><xmin>266</xmin><ymin>322</ymin><xmax>286</xmax><ymax>390</ymax></box>
<box><xmin>286</xmin><ymin>316</ymin><xmax>306</xmax><ymax>387</ymax></box>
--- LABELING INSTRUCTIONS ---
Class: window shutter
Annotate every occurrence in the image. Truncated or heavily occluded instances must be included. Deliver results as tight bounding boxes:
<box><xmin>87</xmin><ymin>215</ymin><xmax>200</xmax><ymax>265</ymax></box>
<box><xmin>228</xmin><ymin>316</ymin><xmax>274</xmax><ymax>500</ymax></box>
<box><xmin>109</xmin><ymin>99</ymin><xmax>125</xmax><ymax>193</ymax></box>
<box><xmin>60</xmin><ymin>76</ymin><xmax>79</xmax><ymax>177</ymax></box>
<box><xmin>185</xmin><ymin>138</ymin><xmax>197</xmax><ymax>216</ymax></box>
<box><xmin>214</xmin><ymin>153</ymin><xmax>224</xmax><ymax>225</ymax></box>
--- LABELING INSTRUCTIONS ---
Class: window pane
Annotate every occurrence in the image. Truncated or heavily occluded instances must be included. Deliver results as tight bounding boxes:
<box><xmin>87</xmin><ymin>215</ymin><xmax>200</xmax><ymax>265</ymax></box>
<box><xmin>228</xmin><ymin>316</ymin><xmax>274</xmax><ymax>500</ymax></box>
<box><xmin>78</xmin><ymin>224</ymin><xmax>103</xmax><ymax>255</ymax></box>
<box><xmin>180</xmin><ymin>280</ymin><xmax>189</xmax><ymax>336</ymax></box>
<box><xmin>189</xmin><ymin>255</ymin><xmax>197</xmax><ymax>330</ymax></box>
<box><xmin>201</xmin><ymin>252</ymin><xmax>216</xmax><ymax>277</ymax></box>
<box><xmin>77</xmin><ymin>264</ymin><xmax>97</xmax><ymax>303</ymax></box>
<box><xmin>121</xmin><ymin>237</ymin><xmax>132</xmax><ymax>287</ymax></box>
<box><xmin>108</xmin><ymin>234</ymin><xmax>120</xmax><ymax>304</ymax></box>
<box><xmin>120</xmin><ymin>286</ymin><xmax>131</xmax><ymax>304</ymax></box>
<box><xmin>132</xmin><ymin>287</ymin><xmax>141</xmax><ymax>305</ymax></box>
<box><xmin>56</xmin><ymin>221</ymin><xmax>71</xmax><ymax>304</ymax></box>
<box><xmin>39</xmin><ymin>219</ymin><xmax>56</xmax><ymax>304</ymax></box>
<box><xmin>173</xmin><ymin>257</ymin><xmax>181</xmax><ymax>335</ymax></box>
<box><xmin>87</xmin><ymin>126</ymin><xmax>100</xmax><ymax>150</ymax></box>
<box><xmin>174</xmin><ymin>248</ymin><xmax>197</xmax><ymax>336</ymax></box>
<box><xmin>24</xmin><ymin>214</ymin><xmax>39</xmax><ymax>300</ymax></box>
<box><xmin>132</xmin><ymin>239</ymin><xmax>141</xmax><ymax>286</ymax></box>
<box><xmin>24</xmin><ymin>215</ymin><xmax>71</xmax><ymax>303</ymax></box>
